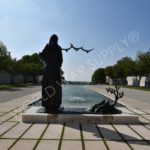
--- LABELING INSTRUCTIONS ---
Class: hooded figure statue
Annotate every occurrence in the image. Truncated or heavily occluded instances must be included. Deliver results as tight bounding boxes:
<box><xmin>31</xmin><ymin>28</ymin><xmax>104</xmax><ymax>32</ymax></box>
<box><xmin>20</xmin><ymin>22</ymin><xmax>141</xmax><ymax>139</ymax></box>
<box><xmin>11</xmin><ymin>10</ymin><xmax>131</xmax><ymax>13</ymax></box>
<box><xmin>39</xmin><ymin>34</ymin><xmax>63</xmax><ymax>112</ymax></box>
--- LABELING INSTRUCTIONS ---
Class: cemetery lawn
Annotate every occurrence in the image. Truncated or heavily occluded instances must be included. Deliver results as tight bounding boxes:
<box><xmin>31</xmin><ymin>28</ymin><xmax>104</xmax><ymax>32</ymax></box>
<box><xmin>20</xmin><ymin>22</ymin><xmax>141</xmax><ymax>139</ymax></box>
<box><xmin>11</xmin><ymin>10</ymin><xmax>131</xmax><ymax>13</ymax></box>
<box><xmin>121</xmin><ymin>85</ymin><xmax>150</xmax><ymax>91</ymax></box>
<box><xmin>0</xmin><ymin>83</ymin><xmax>33</xmax><ymax>89</ymax></box>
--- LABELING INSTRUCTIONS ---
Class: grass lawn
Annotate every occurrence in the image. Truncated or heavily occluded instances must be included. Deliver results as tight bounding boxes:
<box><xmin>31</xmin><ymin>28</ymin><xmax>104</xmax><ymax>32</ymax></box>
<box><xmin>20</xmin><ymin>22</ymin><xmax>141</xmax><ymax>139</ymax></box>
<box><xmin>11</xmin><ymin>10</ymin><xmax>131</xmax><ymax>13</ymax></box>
<box><xmin>0</xmin><ymin>83</ymin><xmax>34</xmax><ymax>90</ymax></box>
<box><xmin>121</xmin><ymin>85</ymin><xmax>150</xmax><ymax>91</ymax></box>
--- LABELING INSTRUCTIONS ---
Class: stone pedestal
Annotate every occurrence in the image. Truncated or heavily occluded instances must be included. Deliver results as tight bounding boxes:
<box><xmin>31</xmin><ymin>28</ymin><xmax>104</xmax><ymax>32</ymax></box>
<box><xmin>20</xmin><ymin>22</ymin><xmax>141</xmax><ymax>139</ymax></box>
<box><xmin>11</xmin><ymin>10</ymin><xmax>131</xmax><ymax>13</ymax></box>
<box><xmin>22</xmin><ymin>106</ymin><xmax>139</xmax><ymax>124</ymax></box>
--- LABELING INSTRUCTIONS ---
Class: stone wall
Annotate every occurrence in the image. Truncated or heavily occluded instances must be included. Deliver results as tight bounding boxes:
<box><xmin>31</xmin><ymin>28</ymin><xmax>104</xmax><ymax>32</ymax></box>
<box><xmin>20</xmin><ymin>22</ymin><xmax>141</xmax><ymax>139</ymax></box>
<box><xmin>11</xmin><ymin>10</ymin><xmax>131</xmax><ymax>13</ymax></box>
<box><xmin>35</xmin><ymin>75</ymin><xmax>42</xmax><ymax>84</ymax></box>
<box><xmin>106</xmin><ymin>76</ymin><xmax>126</xmax><ymax>85</ymax></box>
<box><xmin>14</xmin><ymin>74</ymin><xmax>24</xmax><ymax>84</ymax></box>
<box><xmin>127</xmin><ymin>76</ymin><xmax>150</xmax><ymax>87</ymax></box>
<box><xmin>0</xmin><ymin>70</ymin><xmax>42</xmax><ymax>84</ymax></box>
<box><xmin>106</xmin><ymin>76</ymin><xmax>150</xmax><ymax>87</ymax></box>
<box><xmin>0</xmin><ymin>70</ymin><xmax>10</xmax><ymax>84</ymax></box>
<box><xmin>127</xmin><ymin>76</ymin><xmax>138</xmax><ymax>86</ymax></box>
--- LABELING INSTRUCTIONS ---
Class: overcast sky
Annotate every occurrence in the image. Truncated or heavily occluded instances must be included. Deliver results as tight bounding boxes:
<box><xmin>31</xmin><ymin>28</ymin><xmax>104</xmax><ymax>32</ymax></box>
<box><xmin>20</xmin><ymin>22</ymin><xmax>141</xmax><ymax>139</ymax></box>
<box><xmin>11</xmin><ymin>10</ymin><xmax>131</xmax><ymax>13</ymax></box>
<box><xmin>0</xmin><ymin>0</ymin><xmax>150</xmax><ymax>81</ymax></box>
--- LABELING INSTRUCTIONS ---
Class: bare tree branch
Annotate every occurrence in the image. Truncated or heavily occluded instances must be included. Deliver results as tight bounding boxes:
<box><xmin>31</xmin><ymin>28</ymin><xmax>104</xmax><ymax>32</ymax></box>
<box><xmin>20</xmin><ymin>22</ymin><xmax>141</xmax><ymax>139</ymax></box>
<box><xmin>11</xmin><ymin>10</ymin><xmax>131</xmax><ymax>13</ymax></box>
<box><xmin>61</xmin><ymin>44</ymin><xmax>94</xmax><ymax>53</ymax></box>
<box><xmin>106</xmin><ymin>84</ymin><xmax>124</xmax><ymax>106</ymax></box>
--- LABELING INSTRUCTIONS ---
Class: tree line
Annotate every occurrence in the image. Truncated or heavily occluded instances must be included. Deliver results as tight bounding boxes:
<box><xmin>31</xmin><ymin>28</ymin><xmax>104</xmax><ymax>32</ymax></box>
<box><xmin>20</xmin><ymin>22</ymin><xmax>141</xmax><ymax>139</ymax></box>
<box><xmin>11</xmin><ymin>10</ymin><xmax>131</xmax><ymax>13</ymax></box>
<box><xmin>0</xmin><ymin>41</ymin><xmax>44</xmax><ymax>84</ymax></box>
<box><xmin>92</xmin><ymin>49</ymin><xmax>150</xmax><ymax>86</ymax></box>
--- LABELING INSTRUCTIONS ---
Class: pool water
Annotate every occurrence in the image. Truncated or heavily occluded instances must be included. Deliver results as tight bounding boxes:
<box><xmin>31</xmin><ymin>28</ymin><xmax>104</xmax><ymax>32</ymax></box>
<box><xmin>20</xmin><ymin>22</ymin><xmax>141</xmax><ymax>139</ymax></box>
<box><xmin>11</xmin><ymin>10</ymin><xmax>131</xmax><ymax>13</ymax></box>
<box><xmin>62</xmin><ymin>85</ymin><xmax>109</xmax><ymax>107</ymax></box>
<box><xmin>32</xmin><ymin>85</ymin><xmax>122</xmax><ymax>107</ymax></box>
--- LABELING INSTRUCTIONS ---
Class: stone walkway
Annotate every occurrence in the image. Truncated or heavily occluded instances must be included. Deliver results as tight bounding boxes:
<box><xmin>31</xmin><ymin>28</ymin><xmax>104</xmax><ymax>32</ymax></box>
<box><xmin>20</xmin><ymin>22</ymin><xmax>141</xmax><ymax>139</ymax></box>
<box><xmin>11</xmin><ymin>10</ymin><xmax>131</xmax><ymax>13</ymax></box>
<box><xmin>89</xmin><ymin>85</ymin><xmax>150</xmax><ymax>108</ymax></box>
<box><xmin>0</xmin><ymin>87</ymin><xmax>150</xmax><ymax>149</ymax></box>
<box><xmin>0</xmin><ymin>85</ymin><xmax>41</xmax><ymax>103</ymax></box>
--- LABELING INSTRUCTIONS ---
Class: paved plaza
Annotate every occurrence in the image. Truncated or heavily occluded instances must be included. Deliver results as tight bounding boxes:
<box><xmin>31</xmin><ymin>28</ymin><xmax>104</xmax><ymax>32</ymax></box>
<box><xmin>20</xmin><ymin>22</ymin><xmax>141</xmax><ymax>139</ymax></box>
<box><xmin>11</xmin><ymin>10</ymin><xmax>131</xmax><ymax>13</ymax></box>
<box><xmin>0</xmin><ymin>85</ymin><xmax>150</xmax><ymax>150</ymax></box>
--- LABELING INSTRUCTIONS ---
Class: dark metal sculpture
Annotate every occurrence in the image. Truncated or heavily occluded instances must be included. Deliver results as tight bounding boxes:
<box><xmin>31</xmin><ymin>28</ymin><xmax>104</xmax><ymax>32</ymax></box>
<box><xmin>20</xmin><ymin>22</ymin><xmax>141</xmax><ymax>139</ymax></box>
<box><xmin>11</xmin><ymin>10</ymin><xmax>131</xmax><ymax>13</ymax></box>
<box><xmin>106</xmin><ymin>84</ymin><xmax>124</xmax><ymax>107</ymax></box>
<box><xmin>90</xmin><ymin>84</ymin><xmax>124</xmax><ymax>114</ymax></box>
<box><xmin>40</xmin><ymin>34</ymin><xmax>63</xmax><ymax>112</ymax></box>
<box><xmin>62</xmin><ymin>43</ymin><xmax>94</xmax><ymax>53</ymax></box>
<box><xmin>40</xmin><ymin>35</ymin><xmax>93</xmax><ymax>113</ymax></box>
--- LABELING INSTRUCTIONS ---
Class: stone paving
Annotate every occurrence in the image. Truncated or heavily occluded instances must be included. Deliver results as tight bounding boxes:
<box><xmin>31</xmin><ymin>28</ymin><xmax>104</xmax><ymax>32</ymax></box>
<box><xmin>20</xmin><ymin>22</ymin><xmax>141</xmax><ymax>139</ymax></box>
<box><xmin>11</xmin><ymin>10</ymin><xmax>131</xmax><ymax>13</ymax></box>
<box><xmin>89</xmin><ymin>85</ymin><xmax>150</xmax><ymax>108</ymax></box>
<box><xmin>0</xmin><ymin>87</ymin><xmax>150</xmax><ymax>149</ymax></box>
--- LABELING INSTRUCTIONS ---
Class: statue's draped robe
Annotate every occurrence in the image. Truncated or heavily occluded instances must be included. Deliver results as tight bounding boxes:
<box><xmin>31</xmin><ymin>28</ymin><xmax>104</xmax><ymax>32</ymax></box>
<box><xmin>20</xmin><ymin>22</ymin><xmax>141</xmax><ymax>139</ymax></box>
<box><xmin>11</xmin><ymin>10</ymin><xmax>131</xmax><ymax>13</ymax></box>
<box><xmin>40</xmin><ymin>43</ymin><xmax>63</xmax><ymax>110</ymax></box>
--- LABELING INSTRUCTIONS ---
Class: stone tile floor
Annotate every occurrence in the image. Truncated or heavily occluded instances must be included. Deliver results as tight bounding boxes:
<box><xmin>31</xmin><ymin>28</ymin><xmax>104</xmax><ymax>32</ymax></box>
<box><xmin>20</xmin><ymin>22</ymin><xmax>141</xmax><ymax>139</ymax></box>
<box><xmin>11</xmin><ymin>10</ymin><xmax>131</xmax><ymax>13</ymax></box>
<box><xmin>0</xmin><ymin>94</ymin><xmax>150</xmax><ymax>150</ymax></box>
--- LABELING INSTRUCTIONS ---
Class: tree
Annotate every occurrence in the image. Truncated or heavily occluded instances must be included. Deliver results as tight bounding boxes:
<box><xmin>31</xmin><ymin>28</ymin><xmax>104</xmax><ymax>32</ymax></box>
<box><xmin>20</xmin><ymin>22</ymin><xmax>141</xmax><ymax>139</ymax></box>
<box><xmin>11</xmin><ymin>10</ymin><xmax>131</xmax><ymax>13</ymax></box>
<box><xmin>30</xmin><ymin>53</ymin><xmax>43</xmax><ymax>64</ymax></box>
<box><xmin>0</xmin><ymin>41</ymin><xmax>19</xmax><ymax>84</ymax></box>
<box><xmin>105</xmin><ymin>65</ymin><xmax>121</xmax><ymax>84</ymax></box>
<box><xmin>116</xmin><ymin>57</ymin><xmax>137</xmax><ymax>77</ymax></box>
<box><xmin>105</xmin><ymin>66</ymin><xmax>116</xmax><ymax>79</ymax></box>
<box><xmin>105</xmin><ymin>57</ymin><xmax>137</xmax><ymax>85</ymax></box>
<box><xmin>92</xmin><ymin>68</ymin><xmax>106</xmax><ymax>84</ymax></box>
<box><xmin>93</xmin><ymin>49</ymin><xmax>150</xmax><ymax>86</ymax></box>
<box><xmin>18</xmin><ymin>62</ymin><xmax>32</xmax><ymax>83</ymax></box>
<box><xmin>30</xmin><ymin>63</ymin><xmax>44</xmax><ymax>83</ymax></box>
<box><xmin>0</xmin><ymin>41</ymin><xmax>10</xmax><ymax>56</ymax></box>
<box><xmin>18</xmin><ymin>53</ymin><xmax>44</xmax><ymax>83</ymax></box>
<box><xmin>135</xmin><ymin>50</ymin><xmax>150</xmax><ymax>86</ymax></box>
<box><xmin>0</xmin><ymin>41</ymin><xmax>11</xmax><ymax>71</ymax></box>
<box><xmin>7</xmin><ymin>59</ymin><xmax>22</xmax><ymax>84</ymax></box>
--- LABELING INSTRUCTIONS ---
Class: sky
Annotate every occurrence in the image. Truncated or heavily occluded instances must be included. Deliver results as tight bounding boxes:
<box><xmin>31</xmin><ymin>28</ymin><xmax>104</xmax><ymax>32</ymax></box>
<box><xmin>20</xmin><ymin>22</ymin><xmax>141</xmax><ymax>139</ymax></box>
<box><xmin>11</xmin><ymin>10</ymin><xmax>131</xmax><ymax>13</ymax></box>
<box><xmin>0</xmin><ymin>0</ymin><xmax>150</xmax><ymax>81</ymax></box>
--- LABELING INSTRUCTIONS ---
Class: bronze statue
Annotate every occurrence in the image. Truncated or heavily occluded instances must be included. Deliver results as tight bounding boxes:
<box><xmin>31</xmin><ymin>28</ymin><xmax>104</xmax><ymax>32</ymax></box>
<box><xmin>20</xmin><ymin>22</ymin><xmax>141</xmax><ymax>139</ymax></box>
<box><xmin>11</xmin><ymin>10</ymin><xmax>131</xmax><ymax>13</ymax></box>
<box><xmin>39</xmin><ymin>34</ymin><xmax>63</xmax><ymax>112</ymax></box>
<box><xmin>39</xmin><ymin>35</ymin><xmax>93</xmax><ymax>112</ymax></box>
